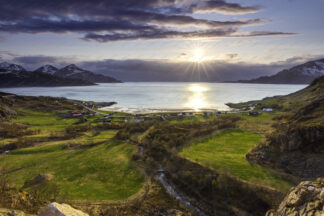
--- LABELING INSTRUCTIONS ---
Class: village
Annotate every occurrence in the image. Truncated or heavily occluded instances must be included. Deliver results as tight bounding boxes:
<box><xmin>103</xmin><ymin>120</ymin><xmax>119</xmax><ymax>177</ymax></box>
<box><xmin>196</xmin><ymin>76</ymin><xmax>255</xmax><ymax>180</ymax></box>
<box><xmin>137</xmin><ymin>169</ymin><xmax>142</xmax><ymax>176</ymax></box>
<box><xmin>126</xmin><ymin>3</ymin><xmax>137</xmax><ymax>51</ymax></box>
<box><xmin>58</xmin><ymin>100</ymin><xmax>275</xmax><ymax>124</ymax></box>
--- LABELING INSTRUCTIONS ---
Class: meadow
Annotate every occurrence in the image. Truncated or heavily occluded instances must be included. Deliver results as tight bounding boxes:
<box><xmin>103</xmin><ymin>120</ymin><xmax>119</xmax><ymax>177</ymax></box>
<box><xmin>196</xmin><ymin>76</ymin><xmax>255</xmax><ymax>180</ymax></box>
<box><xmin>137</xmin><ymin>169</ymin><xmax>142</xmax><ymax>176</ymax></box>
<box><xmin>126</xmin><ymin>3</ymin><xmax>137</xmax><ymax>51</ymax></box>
<box><xmin>180</xmin><ymin>129</ymin><xmax>293</xmax><ymax>192</ymax></box>
<box><xmin>0</xmin><ymin>105</ymin><xmax>145</xmax><ymax>201</ymax></box>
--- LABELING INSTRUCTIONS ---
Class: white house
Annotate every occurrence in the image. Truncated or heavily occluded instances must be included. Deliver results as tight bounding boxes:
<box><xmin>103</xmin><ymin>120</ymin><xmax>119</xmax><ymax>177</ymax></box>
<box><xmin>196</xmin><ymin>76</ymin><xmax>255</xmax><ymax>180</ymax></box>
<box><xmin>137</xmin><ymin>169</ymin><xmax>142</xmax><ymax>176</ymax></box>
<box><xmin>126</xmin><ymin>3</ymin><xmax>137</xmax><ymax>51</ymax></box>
<box><xmin>263</xmin><ymin>108</ymin><xmax>273</xmax><ymax>112</ymax></box>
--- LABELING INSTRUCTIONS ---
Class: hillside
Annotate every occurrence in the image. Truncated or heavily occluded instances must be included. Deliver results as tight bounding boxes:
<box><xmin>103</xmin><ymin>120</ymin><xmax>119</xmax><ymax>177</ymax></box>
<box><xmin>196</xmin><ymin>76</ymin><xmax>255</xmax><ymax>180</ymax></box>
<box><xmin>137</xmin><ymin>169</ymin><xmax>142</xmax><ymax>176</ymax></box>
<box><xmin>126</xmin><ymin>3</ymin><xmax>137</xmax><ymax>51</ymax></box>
<box><xmin>234</xmin><ymin>76</ymin><xmax>324</xmax><ymax>179</ymax></box>
<box><xmin>0</xmin><ymin>91</ymin><xmax>291</xmax><ymax>216</ymax></box>
<box><xmin>235</xmin><ymin>59</ymin><xmax>324</xmax><ymax>84</ymax></box>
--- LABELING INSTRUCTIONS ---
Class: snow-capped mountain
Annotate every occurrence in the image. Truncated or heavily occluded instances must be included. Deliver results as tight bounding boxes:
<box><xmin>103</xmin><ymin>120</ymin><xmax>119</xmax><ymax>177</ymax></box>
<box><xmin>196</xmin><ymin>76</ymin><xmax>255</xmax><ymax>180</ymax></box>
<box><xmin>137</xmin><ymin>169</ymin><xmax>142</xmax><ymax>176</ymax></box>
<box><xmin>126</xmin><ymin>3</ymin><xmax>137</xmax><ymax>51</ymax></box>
<box><xmin>34</xmin><ymin>65</ymin><xmax>59</xmax><ymax>75</ymax></box>
<box><xmin>54</xmin><ymin>64</ymin><xmax>121</xmax><ymax>83</ymax></box>
<box><xmin>0</xmin><ymin>62</ymin><xmax>95</xmax><ymax>87</ymax></box>
<box><xmin>54</xmin><ymin>64</ymin><xmax>87</xmax><ymax>77</ymax></box>
<box><xmin>0</xmin><ymin>62</ymin><xmax>26</xmax><ymax>72</ymax></box>
<box><xmin>236</xmin><ymin>58</ymin><xmax>324</xmax><ymax>84</ymax></box>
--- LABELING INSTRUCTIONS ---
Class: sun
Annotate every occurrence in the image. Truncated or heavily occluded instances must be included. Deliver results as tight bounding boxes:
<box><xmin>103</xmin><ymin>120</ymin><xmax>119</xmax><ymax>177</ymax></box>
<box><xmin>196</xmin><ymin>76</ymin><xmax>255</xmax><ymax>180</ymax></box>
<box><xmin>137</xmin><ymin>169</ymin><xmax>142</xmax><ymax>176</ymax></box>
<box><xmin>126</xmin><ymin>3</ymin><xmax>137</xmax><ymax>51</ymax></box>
<box><xmin>192</xmin><ymin>49</ymin><xmax>204</xmax><ymax>62</ymax></box>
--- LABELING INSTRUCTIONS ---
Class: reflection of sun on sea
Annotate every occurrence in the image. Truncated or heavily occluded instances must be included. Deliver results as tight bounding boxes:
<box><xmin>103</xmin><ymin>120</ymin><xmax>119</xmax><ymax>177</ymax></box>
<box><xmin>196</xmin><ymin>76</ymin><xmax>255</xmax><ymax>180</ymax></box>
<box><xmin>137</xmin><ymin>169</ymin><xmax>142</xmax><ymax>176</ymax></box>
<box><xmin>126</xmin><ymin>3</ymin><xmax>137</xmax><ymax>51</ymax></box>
<box><xmin>185</xmin><ymin>84</ymin><xmax>209</xmax><ymax>111</ymax></box>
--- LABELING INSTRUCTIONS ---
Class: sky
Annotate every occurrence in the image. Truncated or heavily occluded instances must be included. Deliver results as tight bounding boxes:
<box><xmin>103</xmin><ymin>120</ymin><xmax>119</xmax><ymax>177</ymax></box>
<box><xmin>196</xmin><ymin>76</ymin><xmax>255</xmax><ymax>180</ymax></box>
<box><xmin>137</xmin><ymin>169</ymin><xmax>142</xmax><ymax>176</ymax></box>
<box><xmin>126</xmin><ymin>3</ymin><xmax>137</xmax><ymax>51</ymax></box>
<box><xmin>0</xmin><ymin>0</ymin><xmax>324</xmax><ymax>81</ymax></box>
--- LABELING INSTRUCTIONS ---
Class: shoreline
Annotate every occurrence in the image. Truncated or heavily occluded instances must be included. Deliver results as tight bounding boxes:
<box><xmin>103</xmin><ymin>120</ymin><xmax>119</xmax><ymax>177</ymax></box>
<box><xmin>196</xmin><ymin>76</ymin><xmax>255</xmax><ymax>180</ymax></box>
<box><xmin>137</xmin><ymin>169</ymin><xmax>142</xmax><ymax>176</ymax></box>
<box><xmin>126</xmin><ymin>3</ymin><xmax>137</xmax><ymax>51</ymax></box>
<box><xmin>100</xmin><ymin>106</ymin><xmax>232</xmax><ymax>114</ymax></box>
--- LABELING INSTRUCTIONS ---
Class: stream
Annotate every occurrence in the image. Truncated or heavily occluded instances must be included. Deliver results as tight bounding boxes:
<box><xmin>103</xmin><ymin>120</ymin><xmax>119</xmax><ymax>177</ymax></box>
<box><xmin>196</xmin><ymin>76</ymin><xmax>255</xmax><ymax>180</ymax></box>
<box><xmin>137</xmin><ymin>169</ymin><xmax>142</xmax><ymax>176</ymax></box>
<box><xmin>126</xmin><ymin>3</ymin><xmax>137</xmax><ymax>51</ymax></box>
<box><xmin>156</xmin><ymin>167</ymin><xmax>208</xmax><ymax>216</ymax></box>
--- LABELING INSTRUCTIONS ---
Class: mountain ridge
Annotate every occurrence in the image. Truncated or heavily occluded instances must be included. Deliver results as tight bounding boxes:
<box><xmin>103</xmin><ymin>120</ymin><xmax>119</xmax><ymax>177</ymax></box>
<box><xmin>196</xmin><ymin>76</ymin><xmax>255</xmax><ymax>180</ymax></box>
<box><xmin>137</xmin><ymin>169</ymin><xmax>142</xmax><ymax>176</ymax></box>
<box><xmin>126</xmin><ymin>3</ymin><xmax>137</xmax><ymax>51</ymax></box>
<box><xmin>41</xmin><ymin>64</ymin><xmax>121</xmax><ymax>83</ymax></box>
<box><xmin>0</xmin><ymin>62</ymin><xmax>122</xmax><ymax>87</ymax></box>
<box><xmin>234</xmin><ymin>58</ymin><xmax>324</xmax><ymax>84</ymax></box>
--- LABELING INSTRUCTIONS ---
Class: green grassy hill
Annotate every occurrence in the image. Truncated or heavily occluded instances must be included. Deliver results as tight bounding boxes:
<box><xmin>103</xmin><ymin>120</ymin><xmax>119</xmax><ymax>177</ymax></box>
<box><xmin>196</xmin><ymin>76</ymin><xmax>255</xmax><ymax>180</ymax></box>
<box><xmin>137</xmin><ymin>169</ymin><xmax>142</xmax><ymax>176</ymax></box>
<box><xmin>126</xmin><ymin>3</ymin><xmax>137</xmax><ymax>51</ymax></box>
<box><xmin>180</xmin><ymin>129</ymin><xmax>293</xmax><ymax>192</ymax></box>
<box><xmin>0</xmin><ymin>93</ymin><xmax>145</xmax><ymax>202</ymax></box>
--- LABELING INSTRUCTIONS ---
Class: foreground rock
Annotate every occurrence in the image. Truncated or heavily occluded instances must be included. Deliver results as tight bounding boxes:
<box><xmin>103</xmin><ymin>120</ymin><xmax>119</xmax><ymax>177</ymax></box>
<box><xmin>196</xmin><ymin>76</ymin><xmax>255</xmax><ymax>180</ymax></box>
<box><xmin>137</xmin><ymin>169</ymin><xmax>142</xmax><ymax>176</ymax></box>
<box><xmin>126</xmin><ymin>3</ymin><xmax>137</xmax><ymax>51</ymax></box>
<box><xmin>38</xmin><ymin>203</ymin><xmax>89</xmax><ymax>216</ymax></box>
<box><xmin>266</xmin><ymin>178</ymin><xmax>324</xmax><ymax>216</ymax></box>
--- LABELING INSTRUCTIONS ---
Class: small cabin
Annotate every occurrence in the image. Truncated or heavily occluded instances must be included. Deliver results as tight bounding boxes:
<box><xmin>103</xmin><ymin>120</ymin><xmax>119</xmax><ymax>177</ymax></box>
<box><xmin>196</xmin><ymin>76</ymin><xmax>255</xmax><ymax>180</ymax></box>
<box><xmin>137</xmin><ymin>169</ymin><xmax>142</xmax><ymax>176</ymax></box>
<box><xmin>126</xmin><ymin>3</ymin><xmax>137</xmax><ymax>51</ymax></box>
<box><xmin>262</xmin><ymin>108</ymin><xmax>273</xmax><ymax>112</ymax></box>
<box><xmin>249</xmin><ymin>111</ymin><xmax>260</xmax><ymax>116</ymax></box>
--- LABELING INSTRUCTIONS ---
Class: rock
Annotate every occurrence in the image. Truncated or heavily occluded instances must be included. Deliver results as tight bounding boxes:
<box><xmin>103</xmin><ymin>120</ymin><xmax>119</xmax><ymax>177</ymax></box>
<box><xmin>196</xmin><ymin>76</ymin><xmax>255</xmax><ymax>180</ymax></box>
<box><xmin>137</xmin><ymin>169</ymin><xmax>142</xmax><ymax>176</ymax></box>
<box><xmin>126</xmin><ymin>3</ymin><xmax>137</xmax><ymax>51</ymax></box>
<box><xmin>319</xmin><ymin>190</ymin><xmax>324</xmax><ymax>200</ymax></box>
<box><xmin>5</xmin><ymin>108</ymin><xmax>16</xmax><ymax>115</ymax></box>
<box><xmin>23</xmin><ymin>174</ymin><xmax>54</xmax><ymax>188</ymax></box>
<box><xmin>0</xmin><ymin>209</ymin><xmax>26</xmax><ymax>216</ymax></box>
<box><xmin>308</xmin><ymin>186</ymin><xmax>315</xmax><ymax>191</ymax></box>
<box><xmin>268</xmin><ymin>178</ymin><xmax>324</xmax><ymax>216</ymax></box>
<box><xmin>38</xmin><ymin>202</ymin><xmax>89</xmax><ymax>216</ymax></box>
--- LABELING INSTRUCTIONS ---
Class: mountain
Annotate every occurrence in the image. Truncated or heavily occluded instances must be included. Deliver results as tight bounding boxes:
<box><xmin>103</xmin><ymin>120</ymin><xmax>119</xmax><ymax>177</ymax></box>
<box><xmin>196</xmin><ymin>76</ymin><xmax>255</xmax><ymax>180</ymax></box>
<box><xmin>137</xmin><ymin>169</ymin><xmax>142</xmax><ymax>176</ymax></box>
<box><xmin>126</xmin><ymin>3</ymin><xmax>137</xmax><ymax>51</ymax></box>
<box><xmin>0</xmin><ymin>62</ymin><xmax>26</xmax><ymax>72</ymax></box>
<box><xmin>244</xmin><ymin>75</ymin><xmax>324</xmax><ymax>179</ymax></box>
<box><xmin>54</xmin><ymin>64</ymin><xmax>121</xmax><ymax>83</ymax></box>
<box><xmin>0</xmin><ymin>70</ymin><xmax>95</xmax><ymax>87</ymax></box>
<box><xmin>235</xmin><ymin>59</ymin><xmax>324</xmax><ymax>84</ymax></box>
<box><xmin>0</xmin><ymin>62</ymin><xmax>95</xmax><ymax>87</ymax></box>
<box><xmin>34</xmin><ymin>65</ymin><xmax>58</xmax><ymax>75</ymax></box>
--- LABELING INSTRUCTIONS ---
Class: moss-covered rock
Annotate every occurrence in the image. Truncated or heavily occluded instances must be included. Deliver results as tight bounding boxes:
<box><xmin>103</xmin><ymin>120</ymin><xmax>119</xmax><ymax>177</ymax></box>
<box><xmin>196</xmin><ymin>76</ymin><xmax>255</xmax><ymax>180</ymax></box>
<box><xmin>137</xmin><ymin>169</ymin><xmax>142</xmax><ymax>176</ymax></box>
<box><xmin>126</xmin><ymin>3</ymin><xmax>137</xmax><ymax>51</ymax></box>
<box><xmin>266</xmin><ymin>178</ymin><xmax>324</xmax><ymax>216</ymax></box>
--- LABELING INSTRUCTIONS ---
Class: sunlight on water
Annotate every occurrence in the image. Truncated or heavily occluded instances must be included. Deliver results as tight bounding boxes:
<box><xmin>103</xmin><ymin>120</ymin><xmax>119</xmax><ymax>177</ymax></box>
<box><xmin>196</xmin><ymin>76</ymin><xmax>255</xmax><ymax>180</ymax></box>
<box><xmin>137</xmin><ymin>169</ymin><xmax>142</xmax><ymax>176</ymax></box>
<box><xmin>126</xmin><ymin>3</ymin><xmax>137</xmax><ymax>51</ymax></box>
<box><xmin>185</xmin><ymin>84</ymin><xmax>209</xmax><ymax>110</ymax></box>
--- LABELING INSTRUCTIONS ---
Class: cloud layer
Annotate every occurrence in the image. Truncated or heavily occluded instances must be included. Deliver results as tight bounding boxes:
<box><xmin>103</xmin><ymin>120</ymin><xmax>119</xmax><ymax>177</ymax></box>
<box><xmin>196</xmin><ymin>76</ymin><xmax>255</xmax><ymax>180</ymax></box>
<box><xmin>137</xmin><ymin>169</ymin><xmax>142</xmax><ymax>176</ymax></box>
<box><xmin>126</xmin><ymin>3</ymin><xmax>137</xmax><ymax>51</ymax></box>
<box><xmin>0</xmin><ymin>0</ymin><xmax>294</xmax><ymax>42</ymax></box>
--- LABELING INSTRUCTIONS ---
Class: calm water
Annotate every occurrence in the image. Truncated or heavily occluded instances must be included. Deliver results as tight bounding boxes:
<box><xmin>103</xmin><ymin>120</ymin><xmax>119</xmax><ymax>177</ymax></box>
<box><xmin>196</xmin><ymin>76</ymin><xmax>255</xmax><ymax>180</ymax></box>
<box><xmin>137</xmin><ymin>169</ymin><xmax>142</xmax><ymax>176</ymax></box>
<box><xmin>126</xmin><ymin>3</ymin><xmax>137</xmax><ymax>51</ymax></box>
<box><xmin>0</xmin><ymin>83</ymin><xmax>306</xmax><ymax>112</ymax></box>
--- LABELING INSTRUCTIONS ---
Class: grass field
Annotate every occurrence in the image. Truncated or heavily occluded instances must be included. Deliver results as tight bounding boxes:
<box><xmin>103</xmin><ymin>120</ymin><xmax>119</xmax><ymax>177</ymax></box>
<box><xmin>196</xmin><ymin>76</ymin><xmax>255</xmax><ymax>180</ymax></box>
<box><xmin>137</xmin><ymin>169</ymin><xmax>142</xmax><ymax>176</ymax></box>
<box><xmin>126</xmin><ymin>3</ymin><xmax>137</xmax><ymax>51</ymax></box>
<box><xmin>13</xmin><ymin>109</ymin><xmax>79</xmax><ymax>133</ymax></box>
<box><xmin>0</xmin><ymin>139</ymin><xmax>144</xmax><ymax>201</ymax></box>
<box><xmin>180</xmin><ymin>129</ymin><xmax>293</xmax><ymax>192</ymax></box>
<box><xmin>0</xmin><ymin>107</ymin><xmax>145</xmax><ymax>201</ymax></box>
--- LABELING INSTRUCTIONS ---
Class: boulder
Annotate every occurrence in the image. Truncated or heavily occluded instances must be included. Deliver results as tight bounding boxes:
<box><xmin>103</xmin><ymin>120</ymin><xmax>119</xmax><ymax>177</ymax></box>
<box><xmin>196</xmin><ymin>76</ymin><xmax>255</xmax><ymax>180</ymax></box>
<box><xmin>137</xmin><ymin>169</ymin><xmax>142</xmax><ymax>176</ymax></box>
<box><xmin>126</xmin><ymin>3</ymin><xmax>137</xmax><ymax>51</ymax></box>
<box><xmin>38</xmin><ymin>203</ymin><xmax>89</xmax><ymax>216</ymax></box>
<box><xmin>23</xmin><ymin>174</ymin><xmax>54</xmax><ymax>188</ymax></box>
<box><xmin>266</xmin><ymin>178</ymin><xmax>324</xmax><ymax>216</ymax></box>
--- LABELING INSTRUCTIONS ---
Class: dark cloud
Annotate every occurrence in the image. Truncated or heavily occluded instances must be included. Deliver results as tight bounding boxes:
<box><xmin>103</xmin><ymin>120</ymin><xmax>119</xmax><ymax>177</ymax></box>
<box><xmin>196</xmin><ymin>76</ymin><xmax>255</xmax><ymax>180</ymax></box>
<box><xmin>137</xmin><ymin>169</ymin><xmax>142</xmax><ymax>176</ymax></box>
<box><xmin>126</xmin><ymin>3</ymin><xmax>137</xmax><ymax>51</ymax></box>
<box><xmin>237</xmin><ymin>31</ymin><xmax>297</xmax><ymax>37</ymax></box>
<box><xmin>0</xmin><ymin>18</ymin><xmax>155</xmax><ymax>33</ymax></box>
<box><xmin>83</xmin><ymin>28</ymin><xmax>237</xmax><ymax>42</ymax></box>
<box><xmin>0</xmin><ymin>0</ymin><xmax>295</xmax><ymax>41</ymax></box>
<box><xmin>190</xmin><ymin>0</ymin><xmax>260</xmax><ymax>14</ymax></box>
<box><xmin>83</xmin><ymin>29</ymin><xmax>295</xmax><ymax>42</ymax></box>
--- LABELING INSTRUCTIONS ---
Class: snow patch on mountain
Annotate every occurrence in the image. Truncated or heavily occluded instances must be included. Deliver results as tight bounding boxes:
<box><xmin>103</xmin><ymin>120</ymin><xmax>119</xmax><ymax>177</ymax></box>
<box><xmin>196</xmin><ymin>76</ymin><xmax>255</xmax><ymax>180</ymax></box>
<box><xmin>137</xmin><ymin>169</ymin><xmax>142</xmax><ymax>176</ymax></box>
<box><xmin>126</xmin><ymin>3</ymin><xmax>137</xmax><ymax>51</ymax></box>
<box><xmin>35</xmin><ymin>65</ymin><xmax>58</xmax><ymax>74</ymax></box>
<box><xmin>302</xmin><ymin>61</ymin><xmax>324</xmax><ymax>76</ymax></box>
<box><xmin>0</xmin><ymin>62</ymin><xmax>25</xmax><ymax>71</ymax></box>
<box><xmin>0</xmin><ymin>62</ymin><xmax>11</xmax><ymax>68</ymax></box>
<box><xmin>58</xmin><ymin>64</ymin><xmax>86</xmax><ymax>76</ymax></box>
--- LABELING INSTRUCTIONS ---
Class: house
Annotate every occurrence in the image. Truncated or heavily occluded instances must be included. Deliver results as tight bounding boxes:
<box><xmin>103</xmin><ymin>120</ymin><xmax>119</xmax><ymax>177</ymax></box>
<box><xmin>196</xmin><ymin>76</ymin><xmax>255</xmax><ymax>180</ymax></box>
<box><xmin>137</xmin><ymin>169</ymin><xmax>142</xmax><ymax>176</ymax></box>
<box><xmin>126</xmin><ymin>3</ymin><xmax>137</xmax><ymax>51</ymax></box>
<box><xmin>134</xmin><ymin>119</ymin><xmax>144</xmax><ymax>123</ymax></box>
<box><xmin>187</xmin><ymin>112</ymin><xmax>194</xmax><ymax>117</ymax></box>
<box><xmin>203</xmin><ymin>112</ymin><xmax>213</xmax><ymax>117</ymax></box>
<box><xmin>177</xmin><ymin>113</ymin><xmax>185</xmax><ymax>118</ymax></box>
<box><xmin>71</xmin><ymin>111</ymin><xmax>82</xmax><ymax>117</ymax></box>
<box><xmin>249</xmin><ymin>111</ymin><xmax>260</xmax><ymax>116</ymax></box>
<box><xmin>263</xmin><ymin>108</ymin><xmax>273</xmax><ymax>112</ymax></box>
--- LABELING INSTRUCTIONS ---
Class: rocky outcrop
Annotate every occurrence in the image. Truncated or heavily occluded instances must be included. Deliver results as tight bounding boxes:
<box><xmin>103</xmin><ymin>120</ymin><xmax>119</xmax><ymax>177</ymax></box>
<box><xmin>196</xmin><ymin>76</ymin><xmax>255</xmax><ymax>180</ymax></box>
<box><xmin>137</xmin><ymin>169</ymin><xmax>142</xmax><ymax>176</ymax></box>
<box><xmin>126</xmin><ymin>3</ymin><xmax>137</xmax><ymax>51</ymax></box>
<box><xmin>246</xmin><ymin>76</ymin><xmax>324</xmax><ymax>179</ymax></box>
<box><xmin>266</xmin><ymin>178</ymin><xmax>324</xmax><ymax>216</ymax></box>
<box><xmin>23</xmin><ymin>174</ymin><xmax>54</xmax><ymax>188</ymax></box>
<box><xmin>247</xmin><ymin>125</ymin><xmax>324</xmax><ymax>179</ymax></box>
<box><xmin>38</xmin><ymin>203</ymin><xmax>89</xmax><ymax>216</ymax></box>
